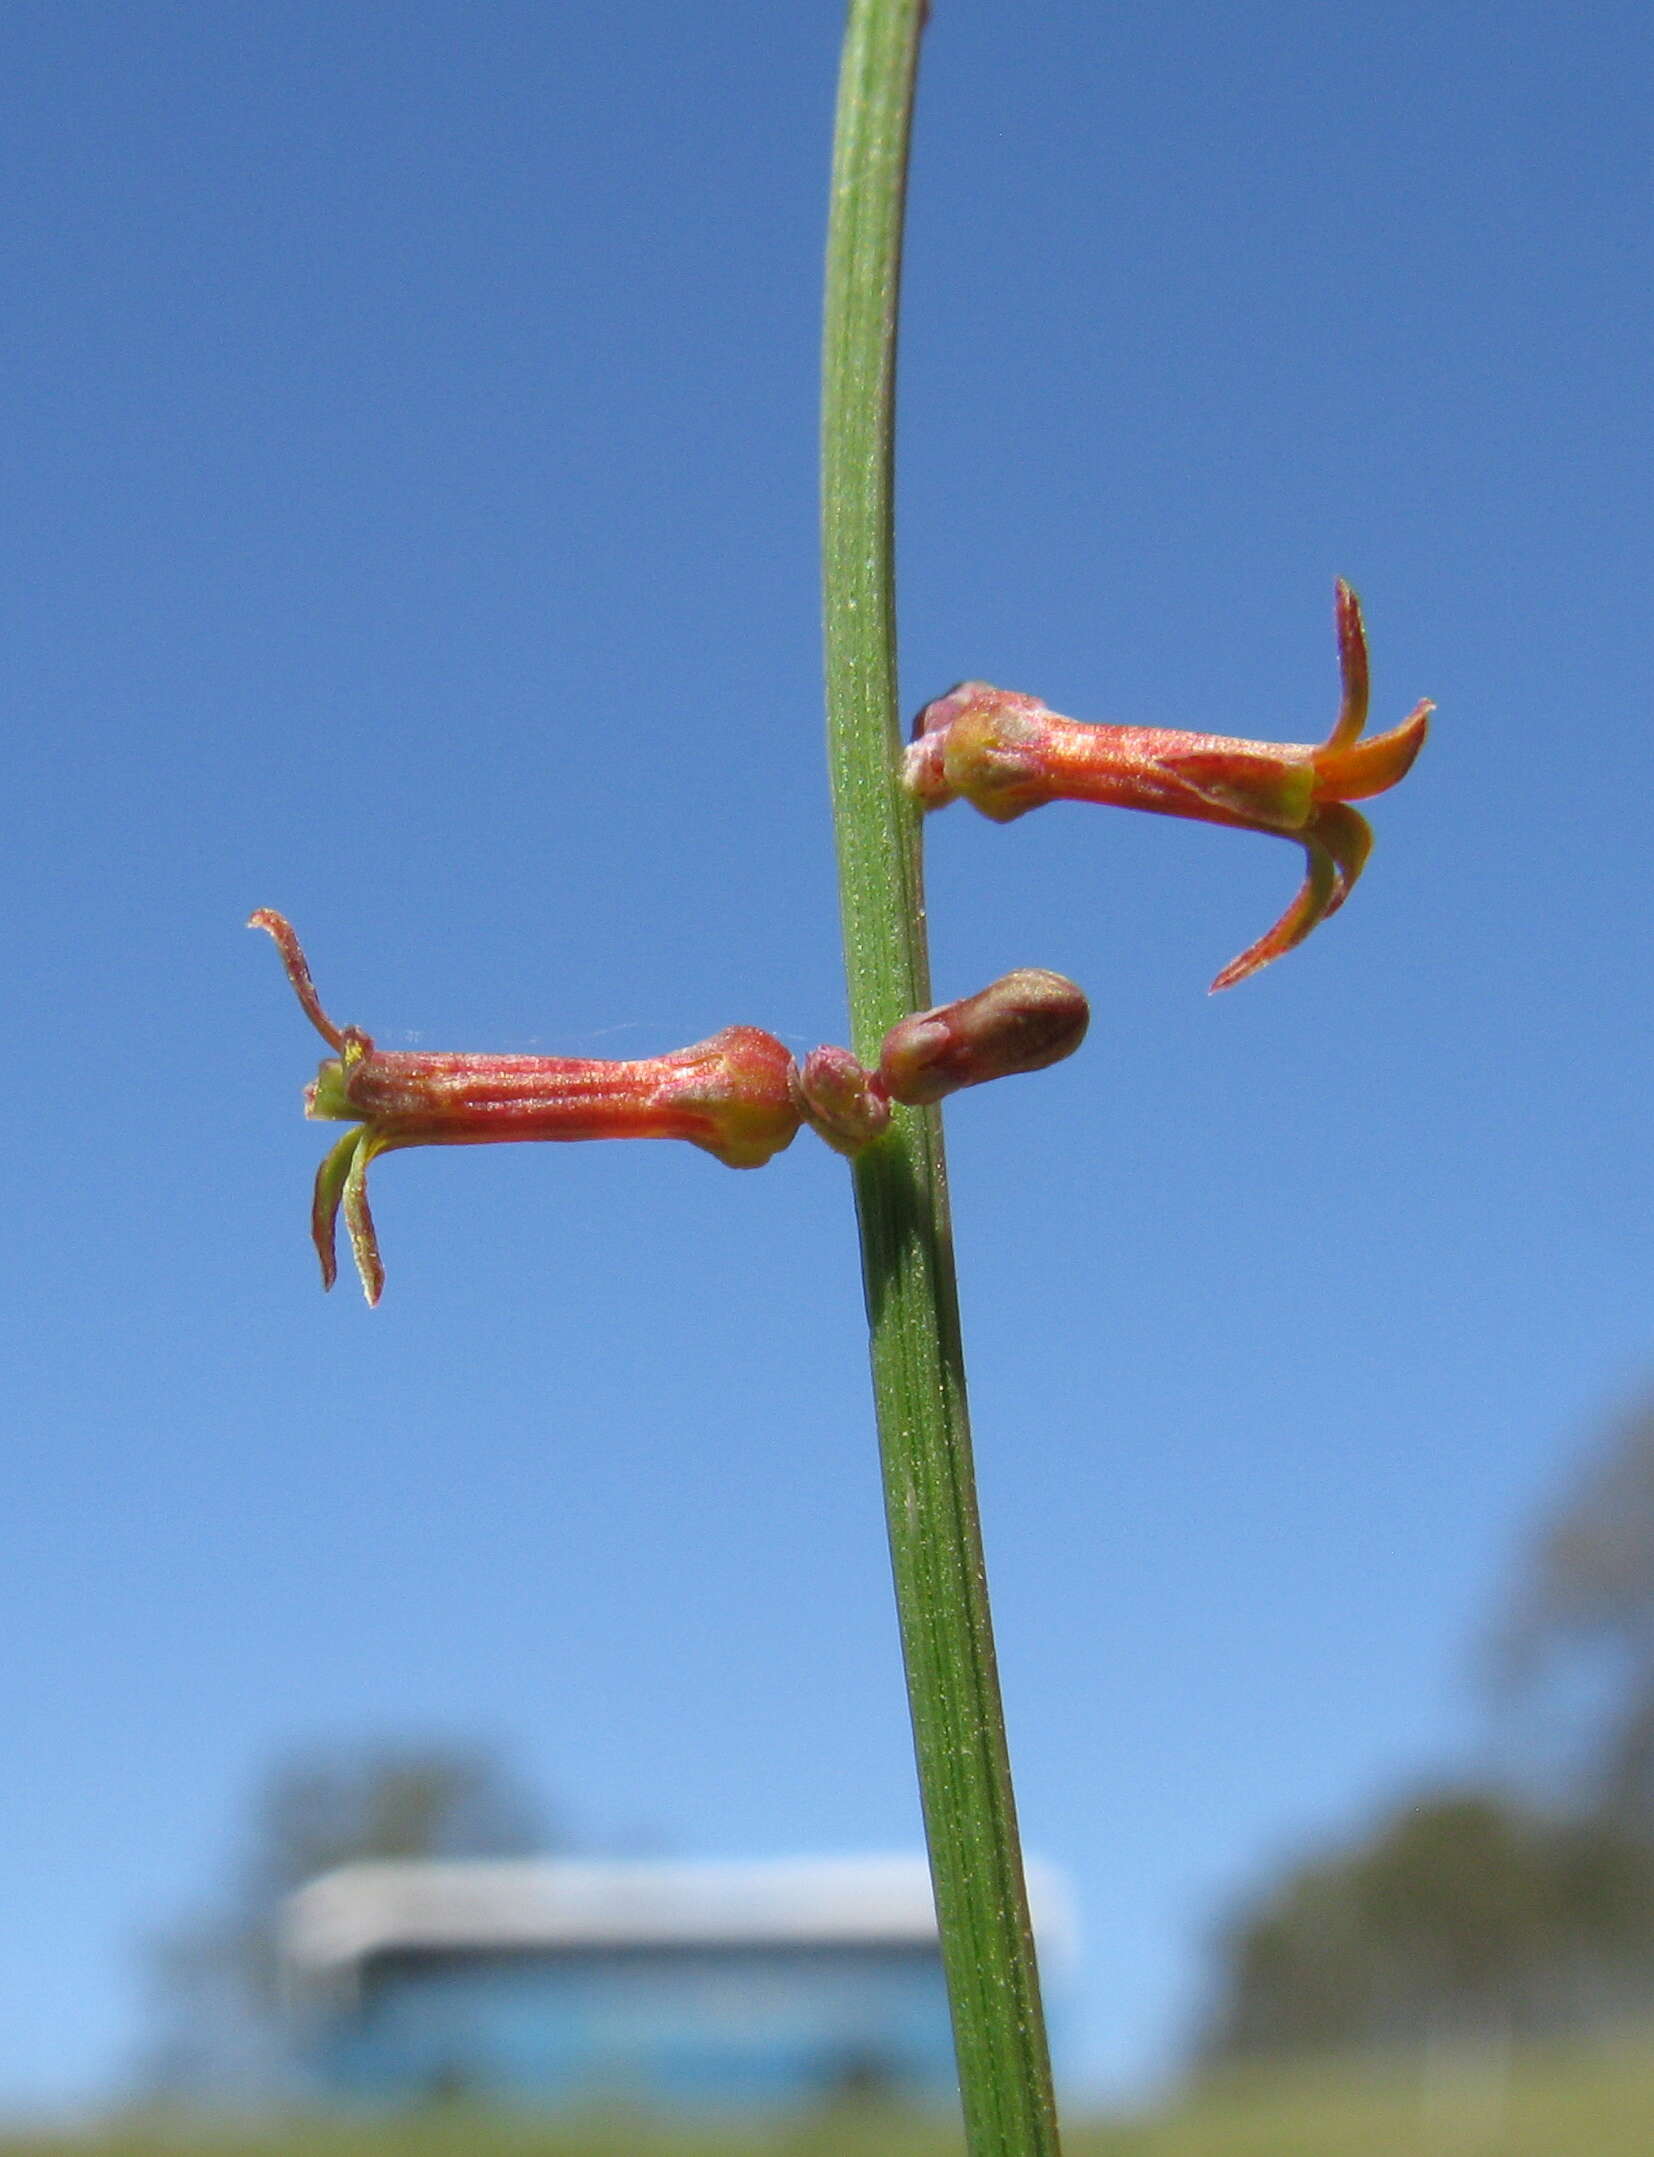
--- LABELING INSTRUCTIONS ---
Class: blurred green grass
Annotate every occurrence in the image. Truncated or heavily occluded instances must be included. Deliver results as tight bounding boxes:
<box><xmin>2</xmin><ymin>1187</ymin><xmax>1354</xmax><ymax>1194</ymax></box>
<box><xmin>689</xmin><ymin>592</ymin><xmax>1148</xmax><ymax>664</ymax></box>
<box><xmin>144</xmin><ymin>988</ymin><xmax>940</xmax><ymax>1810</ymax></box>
<box><xmin>7</xmin><ymin>2033</ymin><xmax>1654</xmax><ymax>2157</ymax></box>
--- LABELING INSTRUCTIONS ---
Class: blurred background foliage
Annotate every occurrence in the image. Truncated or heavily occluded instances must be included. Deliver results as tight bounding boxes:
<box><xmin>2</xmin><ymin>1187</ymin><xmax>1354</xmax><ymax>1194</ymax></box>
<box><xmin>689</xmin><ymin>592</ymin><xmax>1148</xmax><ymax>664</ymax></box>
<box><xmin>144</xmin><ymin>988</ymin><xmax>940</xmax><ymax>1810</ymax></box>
<box><xmin>1200</xmin><ymin>1395</ymin><xmax>1654</xmax><ymax>2067</ymax></box>
<box><xmin>139</xmin><ymin>1747</ymin><xmax>551</xmax><ymax>2104</ymax></box>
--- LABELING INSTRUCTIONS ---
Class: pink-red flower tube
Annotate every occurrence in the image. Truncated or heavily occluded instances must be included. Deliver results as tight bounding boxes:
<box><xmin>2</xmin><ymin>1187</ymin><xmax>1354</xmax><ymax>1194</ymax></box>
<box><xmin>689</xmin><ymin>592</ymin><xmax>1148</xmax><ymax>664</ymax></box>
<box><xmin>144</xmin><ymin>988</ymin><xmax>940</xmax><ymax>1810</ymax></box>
<box><xmin>904</xmin><ymin>582</ymin><xmax>1430</xmax><ymax>991</ymax></box>
<box><xmin>251</xmin><ymin>910</ymin><xmax>801</xmax><ymax>1303</ymax></box>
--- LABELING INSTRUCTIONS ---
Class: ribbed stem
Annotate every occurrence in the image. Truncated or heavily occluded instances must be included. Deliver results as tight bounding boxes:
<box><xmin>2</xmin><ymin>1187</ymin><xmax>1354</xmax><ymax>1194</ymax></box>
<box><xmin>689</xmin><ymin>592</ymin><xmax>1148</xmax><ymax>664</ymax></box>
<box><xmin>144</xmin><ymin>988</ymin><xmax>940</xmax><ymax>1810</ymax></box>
<box><xmin>820</xmin><ymin>4</ymin><xmax>1064</xmax><ymax>2151</ymax></box>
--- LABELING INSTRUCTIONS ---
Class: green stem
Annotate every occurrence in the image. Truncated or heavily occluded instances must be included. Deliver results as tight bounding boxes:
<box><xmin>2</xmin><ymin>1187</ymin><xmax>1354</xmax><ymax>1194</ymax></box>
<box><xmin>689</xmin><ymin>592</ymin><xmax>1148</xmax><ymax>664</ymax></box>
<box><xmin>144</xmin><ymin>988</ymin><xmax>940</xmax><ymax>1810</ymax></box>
<box><xmin>820</xmin><ymin>6</ymin><xmax>1063</xmax><ymax>2152</ymax></box>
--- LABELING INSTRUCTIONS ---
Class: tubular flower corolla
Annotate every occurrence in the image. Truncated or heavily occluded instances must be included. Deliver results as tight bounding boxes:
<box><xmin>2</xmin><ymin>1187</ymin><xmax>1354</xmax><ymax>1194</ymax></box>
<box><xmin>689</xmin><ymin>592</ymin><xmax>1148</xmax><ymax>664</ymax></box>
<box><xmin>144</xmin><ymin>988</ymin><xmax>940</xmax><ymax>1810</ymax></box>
<box><xmin>250</xmin><ymin>910</ymin><xmax>801</xmax><ymax>1303</ymax></box>
<box><xmin>904</xmin><ymin>582</ymin><xmax>1430</xmax><ymax>990</ymax></box>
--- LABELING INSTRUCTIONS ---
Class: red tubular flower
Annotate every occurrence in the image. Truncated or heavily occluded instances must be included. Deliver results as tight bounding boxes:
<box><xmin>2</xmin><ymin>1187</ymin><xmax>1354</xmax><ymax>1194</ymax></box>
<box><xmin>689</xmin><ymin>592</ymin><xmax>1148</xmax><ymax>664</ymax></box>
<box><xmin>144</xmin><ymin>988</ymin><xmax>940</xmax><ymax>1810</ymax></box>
<box><xmin>904</xmin><ymin>582</ymin><xmax>1430</xmax><ymax>991</ymax></box>
<box><xmin>250</xmin><ymin>910</ymin><xmax>801</xmax><ymax>1303</ymax></box>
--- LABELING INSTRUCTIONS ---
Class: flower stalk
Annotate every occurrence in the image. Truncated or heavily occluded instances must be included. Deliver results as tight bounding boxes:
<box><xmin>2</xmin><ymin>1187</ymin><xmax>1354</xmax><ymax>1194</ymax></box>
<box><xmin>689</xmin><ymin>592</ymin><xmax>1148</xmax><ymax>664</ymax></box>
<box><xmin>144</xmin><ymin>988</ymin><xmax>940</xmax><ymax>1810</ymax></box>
<box><xmin>822</xmin><ymin>3</ymin><xmax>1065</xmax><ymax>2150</ymax></box>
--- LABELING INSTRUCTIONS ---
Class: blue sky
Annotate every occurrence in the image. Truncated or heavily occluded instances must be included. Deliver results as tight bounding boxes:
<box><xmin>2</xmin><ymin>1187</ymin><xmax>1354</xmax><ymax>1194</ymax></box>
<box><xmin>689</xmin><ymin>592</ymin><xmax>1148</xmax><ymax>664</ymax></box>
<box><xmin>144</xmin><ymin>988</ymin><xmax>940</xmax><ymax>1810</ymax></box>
<box><xmin>3</xmin><ymin>0</ymin><xmax>1649</xmax><ymax>2115</ymax></box>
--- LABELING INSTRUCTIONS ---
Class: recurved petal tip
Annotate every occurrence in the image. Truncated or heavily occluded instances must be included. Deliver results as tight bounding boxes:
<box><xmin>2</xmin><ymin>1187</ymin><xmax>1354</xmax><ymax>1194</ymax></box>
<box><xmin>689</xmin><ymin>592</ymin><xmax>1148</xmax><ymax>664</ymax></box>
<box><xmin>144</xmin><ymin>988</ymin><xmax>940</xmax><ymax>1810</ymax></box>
<box><xmin>1207</xmin><ymin>807</ymin><xmax>1374</xmax><ymax>993</ymax></box>
<box><xmin>342</xmin><ymin>1131</ymin><xmax>389</xmax><ymax>1305</ymax></box>
<box><xmin>1314</xmin><ymin>699</ymin><xmax>1431</xmax><ymax>805</ymax></box>
<box><xmin>251</xmin><ymin>908</ymin><xmax>347</xmax><ymax>1051</ymax></box>
<box><xmin>1326</xmin><ymin>580</ymin><xmax>1370</xmax><ymax>750</ymax></box>
<box><xmin>311</xmin><ymin>1128</ymin><xmax>360</xmax><ymax>1293</ymax></box>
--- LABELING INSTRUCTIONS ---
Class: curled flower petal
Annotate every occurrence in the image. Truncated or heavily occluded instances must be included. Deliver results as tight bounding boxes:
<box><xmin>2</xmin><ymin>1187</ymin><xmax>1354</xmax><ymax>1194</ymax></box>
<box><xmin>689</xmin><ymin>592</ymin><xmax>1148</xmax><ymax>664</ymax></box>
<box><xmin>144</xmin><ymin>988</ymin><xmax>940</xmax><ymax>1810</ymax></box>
<box><xmin>342</xmin><ymin>1128</ymin><xmax>392</xmax><ymax>1308</ymax></box>
<box><xmin>310</xmin><ymin>1125</ymin><xmax>361</xmax><ymax>1294</ymax></box>
<box><xmin>1208</xmin><ymin>804</ymin><xmax>1375</xmax><ymax>993</ymax></box>
<box><xmin>1326</xmin><ymin>577</ymin><xmax>1370</xmax><ymax>751</ymax></box>
<box><xmin>249</xmin><ymin>907</ymin><xmax>346</xmax><ymax>1050</ymax></box>
<box><xmin>1312</xmin><ymin>699</ymin><xmax>1430</xmax><ymax>805</ymax></box>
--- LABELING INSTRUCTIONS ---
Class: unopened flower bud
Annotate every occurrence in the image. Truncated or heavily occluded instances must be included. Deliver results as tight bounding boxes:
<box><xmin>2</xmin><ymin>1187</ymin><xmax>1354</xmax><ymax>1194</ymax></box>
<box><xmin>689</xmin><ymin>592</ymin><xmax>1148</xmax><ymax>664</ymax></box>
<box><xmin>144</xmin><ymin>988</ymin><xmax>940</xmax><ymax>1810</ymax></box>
<box><xmin>792</xmin><ymin>1044</ymin><xmax>892</xmax><ymax>1156</ymax></box>
<box><xmin>878</xmin><ymin>969</ymin><xmax>1090</xmax><ymax>1108</ymax></box>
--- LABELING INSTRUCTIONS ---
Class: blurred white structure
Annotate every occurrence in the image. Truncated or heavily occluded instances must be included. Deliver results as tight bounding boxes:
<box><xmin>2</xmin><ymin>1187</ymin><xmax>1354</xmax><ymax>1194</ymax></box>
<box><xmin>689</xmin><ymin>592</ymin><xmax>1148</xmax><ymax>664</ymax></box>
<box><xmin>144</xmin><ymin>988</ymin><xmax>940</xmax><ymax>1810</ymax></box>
<box><xmin>284</xmin><ymin>1853</ymin><xmax>1074</xmax><ymax>2111</ymax></box>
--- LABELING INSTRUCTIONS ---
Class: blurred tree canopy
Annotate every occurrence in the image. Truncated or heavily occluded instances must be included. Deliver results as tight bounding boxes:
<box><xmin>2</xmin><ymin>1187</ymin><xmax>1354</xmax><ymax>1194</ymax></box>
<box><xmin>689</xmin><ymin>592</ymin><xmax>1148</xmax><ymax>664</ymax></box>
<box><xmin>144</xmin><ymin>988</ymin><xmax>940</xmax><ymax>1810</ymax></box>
<box><xmin>1203</xmin><ymin>1791</ymin><xmax>1654</xmax><ymax>2063</ymax></box>
<box><xmin>1494</xmin><ymin>1396</ymin><xmax>1654</xmax><ymax>1831</ymax></box>
<box><xmin>139</xmin><ymin>1741</ymin><xmax>551</xmax><ymax>2103</ymax></box>
<box><xmin>1205</xmin><ymin>1394</ymin><xmax>1654</xmax><ymax>2065</ymax></box>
